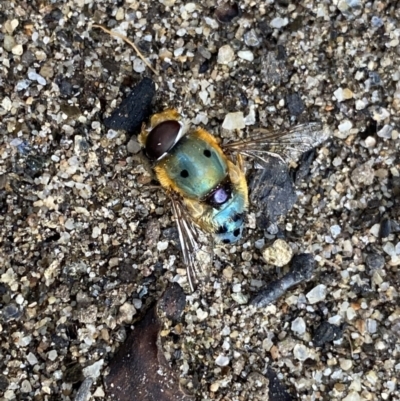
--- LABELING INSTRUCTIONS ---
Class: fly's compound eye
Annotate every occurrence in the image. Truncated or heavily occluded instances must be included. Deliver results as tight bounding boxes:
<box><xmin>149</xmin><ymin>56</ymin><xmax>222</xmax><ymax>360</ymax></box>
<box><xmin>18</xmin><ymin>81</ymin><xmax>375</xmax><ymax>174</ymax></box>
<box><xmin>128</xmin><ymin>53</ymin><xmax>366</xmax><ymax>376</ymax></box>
<box><xmin>145</xmin><ymin>120</ymin><xmax>181</xmax><ymax>160</ymax></box>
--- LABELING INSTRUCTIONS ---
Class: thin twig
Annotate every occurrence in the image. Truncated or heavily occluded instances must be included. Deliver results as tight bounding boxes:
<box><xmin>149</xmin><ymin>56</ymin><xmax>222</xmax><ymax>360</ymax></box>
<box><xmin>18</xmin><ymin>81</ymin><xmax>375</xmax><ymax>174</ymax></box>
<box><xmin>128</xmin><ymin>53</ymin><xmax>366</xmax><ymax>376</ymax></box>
<box><xmin>92</xmin><ymin>24</ymin><xmax>159</xmax><ymax>76</ymax></box>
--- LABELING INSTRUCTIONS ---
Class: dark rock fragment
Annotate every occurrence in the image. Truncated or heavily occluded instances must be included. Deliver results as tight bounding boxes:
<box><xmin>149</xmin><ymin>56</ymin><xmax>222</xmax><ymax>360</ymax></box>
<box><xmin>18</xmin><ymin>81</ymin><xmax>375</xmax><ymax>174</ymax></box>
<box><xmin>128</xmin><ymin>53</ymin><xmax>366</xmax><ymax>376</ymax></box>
<box><xmin>365</xmin><ymin>252</ymin><xmax>385</xmax><ymax>271</ymax></box>
<box><xmin>103</xmin><ymin>77</ymin><xmax>156</xmax><ymax>134</ymax></box>
<box><xmin>249</xmin><ymin>158</ymin><xmax>297</xmax><ymax>227</ymax></box>
<box><xmin>21</xmin><ymin>50</ymin><xmax>35</xmax><ymax>66</ymax></box>
<box><xmin>291</xmin><ymin>149</ymin><xmax>316</xmax><ymax>183</ymax></box>
<box><xmin>251</xmin><ymin>253</ymin><xmax>315</xmax><ymax>307</ymax></box>
<box><xmin>265</xmin><ymin>367</ymin><xmax>293</xmax><ymax>401</ymax></box>
<box><xmin>25</xmin><ymin>155</ymin><xmax>47</xmax><ymax>178</ymax></box>
<box><xmin>276</xmin><ymin>44</ymin><xmax>287</xmax><ymax>60</ymax></box>
<box><xmin>64</xmin><ymin>363</ymin><xmax>84</xmax><ymax>384</ymax></box>
<box><xmin>379</xmin><ymin>217</ymin><xmax>391</xmax><ymax>238</ymax></box>
<box><xmin>74</xmin><ymin>377</ymin><xmax>93</xmax><ymax>401</ymax></box>
<box><xmin>158</xmin><ymin>283</ymin><xmax>186</xmax><ymax>323</ymax></box>
<box><xmin>0</xmin><ymin>374</ymin><xmax>9</xmax><ymax>392</ymax></box>
<box><xmin>56</xmin><ymin>76</ymin><xmax>74</xmax><ymax>97</ymax></box>
<box><xmin>286</xmin><ymin>93</ymin><xmax>305</xmax><ymax>116</ymax></box>
<box><xmin>390</xmin><ymin>219</ymin><xmax>400</xmax><ymax>233</ymax></box>
<box><xmin>215</xmin><ymin>2</ymin><xmax>240</xmax><ymax>23</ymax></box>
<box><xmin>312</xmin><ymin>321</ymin><xmax>343</xmax><ymax>347</ymax></box>
<box><xmin>1</xmin><ymin>303</ymin><xmax>22</xmax><ymax>322</ymax></box>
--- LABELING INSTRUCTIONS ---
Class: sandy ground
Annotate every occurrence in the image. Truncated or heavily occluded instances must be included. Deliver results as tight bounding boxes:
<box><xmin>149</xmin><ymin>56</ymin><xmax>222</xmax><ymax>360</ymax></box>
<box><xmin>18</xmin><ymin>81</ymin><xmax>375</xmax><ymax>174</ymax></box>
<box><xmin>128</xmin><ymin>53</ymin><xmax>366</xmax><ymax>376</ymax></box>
<box><xmin>0</xmin><ymin>0</ymin><xmax>399</xmax><ymax>400</ymax></box>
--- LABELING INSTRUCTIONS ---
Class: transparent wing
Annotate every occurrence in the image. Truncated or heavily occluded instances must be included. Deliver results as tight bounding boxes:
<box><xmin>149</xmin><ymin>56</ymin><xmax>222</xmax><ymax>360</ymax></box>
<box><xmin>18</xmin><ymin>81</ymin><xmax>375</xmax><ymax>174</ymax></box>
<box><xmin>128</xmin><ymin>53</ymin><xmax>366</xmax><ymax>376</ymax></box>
<box><xmin>223</xmin><ymin>122</ymin><xmax>330</xmax><ymax>227</ymax></box>
<box><xmin>223</xmin><ymin>122</ymin><xmax>330</xmax><ymax>166</ymax></box>
<box><xmin>170</xmin><ymin>194</ymin><xmax>213</xmax><ymax>292</ymax></box>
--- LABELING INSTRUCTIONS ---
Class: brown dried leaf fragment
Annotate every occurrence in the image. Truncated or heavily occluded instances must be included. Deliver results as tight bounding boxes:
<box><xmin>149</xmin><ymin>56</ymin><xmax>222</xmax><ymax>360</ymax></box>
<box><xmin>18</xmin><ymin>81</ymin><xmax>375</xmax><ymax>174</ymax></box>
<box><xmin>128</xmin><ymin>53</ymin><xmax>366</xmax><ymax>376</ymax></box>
<box><xmin>105</xmin><ymin>284</ymin><xmax>193</xmax><ymax>401</ymax></box>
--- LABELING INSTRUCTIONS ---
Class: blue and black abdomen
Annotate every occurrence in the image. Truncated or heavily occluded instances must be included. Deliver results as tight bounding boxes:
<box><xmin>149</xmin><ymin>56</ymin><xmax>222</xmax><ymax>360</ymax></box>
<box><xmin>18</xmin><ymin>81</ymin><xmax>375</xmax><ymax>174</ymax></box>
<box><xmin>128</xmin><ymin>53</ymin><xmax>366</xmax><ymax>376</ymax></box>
<box><xmin>212</xmin><ymin>197</ymin><xmax>246</xmax><ymax>244</ymax></box>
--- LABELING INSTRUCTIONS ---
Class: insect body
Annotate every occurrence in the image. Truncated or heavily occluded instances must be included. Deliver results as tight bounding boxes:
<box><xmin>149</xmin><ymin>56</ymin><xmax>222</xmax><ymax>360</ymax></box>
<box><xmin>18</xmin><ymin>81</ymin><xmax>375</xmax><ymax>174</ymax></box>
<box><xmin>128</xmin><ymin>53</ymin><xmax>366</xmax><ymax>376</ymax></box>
<box><xmin>139</xmin><ymin>109</ymin><xmax>329</xmax><ymax>291</ymax></box>
<box><xmin>139</xmin><ymin>109</ymin><xmax>248</xmax><ymax>245</ymax></box>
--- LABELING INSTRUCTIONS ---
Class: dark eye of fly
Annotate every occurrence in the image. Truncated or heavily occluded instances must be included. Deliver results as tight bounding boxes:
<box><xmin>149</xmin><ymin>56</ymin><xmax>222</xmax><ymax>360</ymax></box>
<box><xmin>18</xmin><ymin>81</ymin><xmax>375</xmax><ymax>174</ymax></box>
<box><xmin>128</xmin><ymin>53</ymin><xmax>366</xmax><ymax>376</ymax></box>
<box><xmin>203</xmin><ymin>180</ymin><xmax>232</xmax><ymax>208</ymax></box>
<box><xmin>145</xmin><ymin>120</ymin><xmax>181</xmax><ymax>160</ymax></box>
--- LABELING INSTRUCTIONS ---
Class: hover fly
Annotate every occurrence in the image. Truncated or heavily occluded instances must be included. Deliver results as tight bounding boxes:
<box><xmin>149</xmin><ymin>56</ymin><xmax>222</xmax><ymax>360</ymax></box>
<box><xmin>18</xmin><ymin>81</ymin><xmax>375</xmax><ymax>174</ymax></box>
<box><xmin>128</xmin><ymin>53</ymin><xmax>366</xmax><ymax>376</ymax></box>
<box><xmin>92</xmin><ymin>27</ymin><xmax>330</xmax><ymax>292</ymax></box>
<box><xmin>138</xmin><ymin>108</ymin><xmax>329</xmax><ymax>291</ymax></box>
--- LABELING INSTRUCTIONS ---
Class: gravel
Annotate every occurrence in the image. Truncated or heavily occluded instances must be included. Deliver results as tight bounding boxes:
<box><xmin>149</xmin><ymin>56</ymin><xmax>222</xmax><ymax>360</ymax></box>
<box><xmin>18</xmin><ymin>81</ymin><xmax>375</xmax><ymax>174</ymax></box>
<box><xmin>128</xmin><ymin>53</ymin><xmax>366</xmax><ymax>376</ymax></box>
<box><xmin>0</xmin><ymin>0</ymin><xmax>399</xmax><ymax>400</ymax></box>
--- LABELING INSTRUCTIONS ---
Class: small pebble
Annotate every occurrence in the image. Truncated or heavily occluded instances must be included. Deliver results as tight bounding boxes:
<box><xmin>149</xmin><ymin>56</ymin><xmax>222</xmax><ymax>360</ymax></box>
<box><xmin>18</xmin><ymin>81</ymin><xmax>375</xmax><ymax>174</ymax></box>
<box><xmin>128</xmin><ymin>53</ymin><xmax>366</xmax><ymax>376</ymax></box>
<box><xmin>157</xmin><ymin>241</ymin><xmax>169</xmax><ymax>251</ymax></box>
<box><xmin>244</xmin><ymin>29</ymin><xmax>260</xmax><ymax>46</ymax></box>
<box><xmin>48</xmin><ymin>350</ymin><xmax>58</xmax><ymax>361</ymax></box>
<box><xmin>27</xmin><ymin>70</ymin><xmax>47</xmax><ymax>86</ymax></box>
<box><xmin>343</xmin><ymin>391</ymin><xmax>361</xmax><ymax>401</ymax></box>
<box><xmin>222</xmin><ymin>111</ymin><xmax>245</xmax><ymax>130</ymax></box>
<box><xmin>21</xmin><ymin>380</ymin><xmax>32</xmax><ymax>393</ymax></box>
<box><xmin>334</xmin><ymin>87</ymin><xmax>354</xmax><ymax>102</ymax></box>
<box><xmin>366</xmin><ymin>319</ymin><xmax>377</xmax><ymax>334</ymax></box>
<box><xmin>351</xmin><ymin>162</ymin><xmax>375</xmax><ymax>186</ymax></box>
<box><xmin>12</xmin><ymin>44</ymin><xmax>23</xmax><ymax>56</ymax></box>
<box><xmin>340</xmin><ymin>358</ymin><xmax>353</xmax><ymax>371</ymax></box>
<box><xmin>16</xmin><ymin>80</ymin><xmax>30</xmax><ymax>91</ymax></box>
<box><xmin>237</xmin><ymin>50</ymin><xmax>254</xmax><ymax>62</ymax></box>
<box><xmin>371</xmin><ymin>107</ymin><xmax>390</xmax><ymax>122</ymax></box>
<box><xmin>332</xmin><ymin>157</ymin><xmax>342</xmax><ymax>167</ymax></box>
<box><xmin>377</xmin><ymin>125</ymin><xmax>393</xmax><ymax>138</ymax></box>
<box><xmin>133</xmin><ymin>58</ymin><xmax>146</xmax><ymax>73</ymax></box>
<box><xmin>3</xmin><ymin>35</ymin><xmax>16</xmax><ymax>51</ymax></box>
<box><xmin>379</xmin><ymin>218</ymin><xmax>391</xmax><ymax>238</ymax></box>
<box><xmin>2</xmin><ymin>97</ymin><xmax>12</xmax><ymax>111</ymax></box>
<box><xmin>27</xmin><ymin>352</ymin><xmax>38</xmax><ymax>365</ymax></box>
<box><xmin>369</xmin><ymin>224</ymin><xmax>381</xmax><ymax>237</ymax></box>
<box><xmin>231</xmin><ymin>292</ymin><xmax>248</xmax><ymax>304</ymax></box>
<box><xmin>217</xmin><ymin>44</ymin><xmax>234</xmax><ymax>64</ymax></box>
<box><xmin>293</xmin><ymin>344</ymin><xmax>311</xmax><ymax>361</ymax></box>
<box><xmin>5</xmin><ymin>19</ymin><xmax>19</xmax><ymax>34</ymax></box>
<box><xmin>338</xmin><ymin>120</ymin><xmax>353</xmax><ymax>133</ymax></box>
<box><xmin>313</xmin><ymin>321</ymin><xmax>342</xmax><ymax>346</ymax></box>
<box><xmin>92</xmin><ymin>226</ymin><xmax>101</xmax><ymax>239</ymax></box>
<box><xmin>270</xmin><ymin>17</ymin><xmax>289</xmax><ymax>29</ymax></box>
<box><xmin>262</xmin><ymin>239</ymin><xmax>293</xmax><ymax>267</ymax></box>
<box><xmin>346</xmin><ymin>306</ymin><xmax>357</xmax><ymax>320</ymax></box>
<box><xmin>371</xmin><ymin>16</ymin><xmax>384</xmax><ymax>28</ymax></box>
<box><xmin>196</xmin><ymin>308</ymin><xmax>208</xmax><ymax>321</ymax></box>
<box><xmin>127</xmin><ymin>138</ymin><xmax>141</xmax><ymax>153</ymax></box>
<box><xmin>364</xmin><ymin>136</ymin><xmax>376</xmax><ymax>148</ymax></box>
<box><xmin>330</xmin><ymin>225</ymin><xmax>341</xmax><ymax>238</ymax></box>
<box><xmin>215</xmin><ymin>354</ymin><xmax>230</xmax><ymax>367</ymax></box>
<box><xmin>355</xmin><ymin>99</ymin><xmax>367</xmax><ymax>110</ymax></box>
<box><xmin>306</xmin><ymin>284</ymin><xmax>327</xmax><ymax>304</ymax></box>
<box><xmin>382</xmin><ymin>242</ymin><xmax>395</xmax><ymax>257</ymax></box>
<box><xmin>291</xmin><ymin>317</ymin><xmax>306</xmax><ymax>335</ymax></box>
<box><xmin>223</xmin><ymin>266</ymin><xmax>233</xmax><ymax>280</ymax></box>
<box><xmin>83</xmin><ymin>359</ymin><xmax>104</xmax><ymax>379</ymax></box>
<box><xmin>185</xmin><ymin>3</ymin><xmax>196</xmax><ymax>13</ymax></box>
<box><xmin>2</xmin><ymin>304</ymin><xmax>21</xmax><ymax>321</ymax></box>
<box><xmin>118</xmin><ymin>302</ymin><xmax>136</xmax><ymax>323</ymax></box>
<box><xmin>365</xmin><ymin>370</ymin><xmax>378</xmax><ymax>385</ymax></box>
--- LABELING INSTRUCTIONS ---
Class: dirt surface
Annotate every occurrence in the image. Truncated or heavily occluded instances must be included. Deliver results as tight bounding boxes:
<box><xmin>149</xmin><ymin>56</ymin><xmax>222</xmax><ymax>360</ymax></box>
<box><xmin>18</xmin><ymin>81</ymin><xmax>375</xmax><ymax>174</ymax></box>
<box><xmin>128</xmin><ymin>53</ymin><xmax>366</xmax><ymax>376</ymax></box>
<box><xmin>0</xmin><ymin>1</ymin><xmax>399</xmax><ymax>400</ymax></box>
